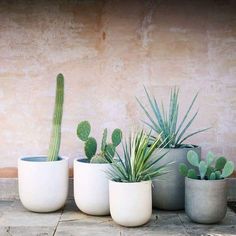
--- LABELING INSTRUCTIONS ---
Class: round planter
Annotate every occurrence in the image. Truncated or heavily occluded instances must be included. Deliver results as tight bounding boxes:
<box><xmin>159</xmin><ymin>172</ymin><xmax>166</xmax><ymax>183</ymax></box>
<box><xmin>109</xmin><ymin>180</ymin><xmax>152</xmax><ymax>227</ymax></box>
<box><xmin>185</xmin><ymin>177</ymin><xmax>227</xmax><ymax>224</ymax></box>
<box><xmin>152</xmin><ymin>146</ymin><xmax>201</xmax><ymax>210</ymax></box>
<box><xmin>74</xmin><ymin>159</ymin><xmax>110</xmax><ymax>216</ymax></box>
<box><xmin>18</xmin><ymin>156</ymin><xmax>69</xmax><ymax>212</ymax></box>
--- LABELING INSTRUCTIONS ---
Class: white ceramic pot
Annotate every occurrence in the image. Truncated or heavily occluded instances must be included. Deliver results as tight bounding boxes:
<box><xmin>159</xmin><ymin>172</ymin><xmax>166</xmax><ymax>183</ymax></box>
<box><xmin>18</xmin><ymin>156</ymin><xmax>69</xmax><ymax>212</ymax></box>
<box><xmin>74</xmin><ymin>159</ymin><xmax>110</xmax><ymax>215</ymax></box>
<box><xmin>109</xmin><ymin>180</ymin><xmax>152</xmax><ymax>227</ymax></box>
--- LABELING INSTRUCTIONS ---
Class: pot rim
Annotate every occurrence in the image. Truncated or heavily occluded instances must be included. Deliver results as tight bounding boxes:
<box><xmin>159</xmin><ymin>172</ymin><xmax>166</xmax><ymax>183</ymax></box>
<box><xmin>19</xmin><ymin>155</ymin><xmax>69</xmax><ymax>162</ymax></box>
<box><xmin>74</xmin><ymin>158</ymin><xmax>111</xmax><ymax>166</ymax></box>
<box><xmin>157</xmin><ymin>145</ymin><xmax>201</xmax><ymax>150</ymax></box>
<box><xmin>185</xmin><ymin>177</ymin><xmax>226</xmax><ymax>183</ymax></box>
<box><xmin>109</xmin><ymin>180</ymin><xmax>152</xmax><ymax>185</ymax></box>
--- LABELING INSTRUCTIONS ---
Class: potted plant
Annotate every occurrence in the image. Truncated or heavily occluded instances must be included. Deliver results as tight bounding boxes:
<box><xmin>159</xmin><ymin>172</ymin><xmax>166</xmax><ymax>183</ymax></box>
<box><xmin>179</xmin><ymin>150</ymin><xmax>234</xmax><ymax>224</ymax></box>
<box><xmin>137</xmin><ymin>87</ymin><xmax>209</xmax><ymax>210</ymax></box>
<box><xmin>18</xmin><ymin>74</ymin><xmax>68</xmax><ymax>212</ymax></box>
<box><xmin>74</xmin><ymin>121</ymin><xmax>122</xmax><ymax>216</ymax></box>
<box><xmin>108</xmin><ymin>131</ymin><xmax>172</xmax><ymax>227</ymax></box>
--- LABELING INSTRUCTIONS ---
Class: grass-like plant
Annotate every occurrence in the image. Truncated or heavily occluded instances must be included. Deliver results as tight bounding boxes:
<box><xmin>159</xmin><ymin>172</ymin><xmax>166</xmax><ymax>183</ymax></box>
<box><xmin>107</xmin><ymin>131</ymin><xmax>172</xmax><ymax>182</ymax></box>
<box><xmin>137</xmin><ymin>87</ymin><xmax>209</xmax><ymax>148</ymax></box>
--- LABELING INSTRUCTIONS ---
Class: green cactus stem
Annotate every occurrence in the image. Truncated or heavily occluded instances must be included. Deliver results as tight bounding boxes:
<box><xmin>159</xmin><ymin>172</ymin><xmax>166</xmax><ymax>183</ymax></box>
<box><xmin>179</xmin><ymin>163</ymin><xmax>188</xmax><ymax>177</ymax></box>
<box><xmin>90</xmin><ymin>154</ymin><xmax>109</xmax><ymax>163</ymax></box>
<box><xmin>101</xmin><ymin>128</ymin><xmax>108</xmax><ymax>152</ymax></box>
<box><xmin>221</xmin><ymin>161</ymin><xmax>234</xmax><ymax>178</ymax></box>
<box><xmin>47</xmin><ymin>74</ymin><xmax>64</xmax><ymax>161</ymax></box>
<box><xmin>112</xmin><ymin>129</ymin><xmax>122</xmax><ymax>147</ymax></box>
<box><xmin>215</xmin><ymin>157</ymin><xmax>227</xmax><ymax>171</ymax></box>
<box><xmin>199</xmin><ymin>161</ymin><xmax>207</xmax><ymax>180</ymax></box>
<box><xmin>187</xmin><ymin>150</ymin><xmax>200</xmax><ymax>167</ymax></box>
<box><xmin>187</xmin><ymin>169</ymin><xmax>197</xmax><ymax>179</ymax></box>
<box><xmin>77</xmin><ymin>121</ymin><xmax>91</xmax><ymax>141</ymax></box>
<box><xmin>84</xmin><ymin>137</ymin><xmax>97</xmax><ymax>160</ymax></box>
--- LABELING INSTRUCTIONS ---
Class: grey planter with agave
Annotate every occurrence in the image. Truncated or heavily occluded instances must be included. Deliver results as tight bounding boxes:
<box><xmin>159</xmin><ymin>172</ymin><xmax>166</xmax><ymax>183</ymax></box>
<box><xmin>137</xmin><ymin>88</ymin><xmax>209</xmax><ymax>210</ymax></box>
<box><xmin>179</xmin><ymin>151</ymin><xmax>235</xmax><ymax>223</ymax></box>
<box><xmin>152</xmin><ymin>146</ymin><xmax>201</xmax><ymax>210</ymax></box>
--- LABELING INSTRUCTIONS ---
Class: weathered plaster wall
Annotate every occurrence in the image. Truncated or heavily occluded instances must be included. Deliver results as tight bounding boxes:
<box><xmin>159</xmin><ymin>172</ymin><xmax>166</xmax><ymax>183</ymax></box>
<box><xmin>0</xmin><ymin>0</ymin><xmax>236</xmax><ymax>168</ymax></box>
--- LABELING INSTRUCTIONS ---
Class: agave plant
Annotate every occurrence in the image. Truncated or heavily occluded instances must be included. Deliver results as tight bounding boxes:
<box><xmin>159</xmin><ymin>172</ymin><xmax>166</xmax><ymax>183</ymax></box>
<box><xmin>107</xmin><ymin>131</ymin><xmax>172</xmax><ymax>182</ymax></box>
<box><xmin>137</xmin><ymin>87</ymin><xmax>209</xmax><ymax>148</ymax></box>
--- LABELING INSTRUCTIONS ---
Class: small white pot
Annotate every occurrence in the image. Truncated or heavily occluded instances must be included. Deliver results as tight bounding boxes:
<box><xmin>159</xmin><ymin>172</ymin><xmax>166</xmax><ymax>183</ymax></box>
<box><xmin>109</xmin><ymin>180</ymin><xmax>152</xmax><ymax>227</ymax></box>
<box><xmin>74</xmin><ymin>158</ymin><xmax>110</xmax><ymax>215</ymax></box>
<box><xmin>18</xmin><ymin>156</ymin><xmax>69</xmax><ymax>212</ymax></box>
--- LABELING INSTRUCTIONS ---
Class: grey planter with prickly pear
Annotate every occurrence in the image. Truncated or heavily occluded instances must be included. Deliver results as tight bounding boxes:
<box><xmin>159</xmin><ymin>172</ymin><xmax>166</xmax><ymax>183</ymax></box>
<box><xmin>152</xmin><ymin>146</ymin><xmax>201</xmax><ymax>210</ymax></box>
<box><xmin>185</xmin><ymin>178</ymin><xmax>227</xmax><ymax>224</ymax></box>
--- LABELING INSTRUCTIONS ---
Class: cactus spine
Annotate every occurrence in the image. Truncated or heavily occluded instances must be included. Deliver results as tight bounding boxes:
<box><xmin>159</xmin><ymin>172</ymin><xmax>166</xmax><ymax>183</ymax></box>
<box><xmin>47</xmin><ymin>74</ymin><xmax>64</xmax><ymax>161</ymax></box>
<box><xmin>179</xmin><ymin>150</ymin><xmax>235</xmax><ymax>180</ymax></box>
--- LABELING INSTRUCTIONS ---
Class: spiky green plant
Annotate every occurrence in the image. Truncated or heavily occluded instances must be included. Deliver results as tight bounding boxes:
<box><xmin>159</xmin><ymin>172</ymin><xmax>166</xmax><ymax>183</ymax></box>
<box><xmin>48</xmin><ymin>74</ymin><xmax>64</xmax><ymax>161</ymax></box>
<box><xmin>137</xmin><ymin>87</ymin><xmax>210</xmax><ymax>148</ymax></box>
<box><xmin>77</xmin><ymin>121</ymin><xmax>122</xmax><ymax>163</ymax></box>
<box><xmin>107</xmin><ymin>131</ymin><xmax>173</xmax><ymax>182</ymax></box>
<box><xmin>179</xmin><ymin>150</ymin><xmax>235</xmax><ymax>180</ymax></box>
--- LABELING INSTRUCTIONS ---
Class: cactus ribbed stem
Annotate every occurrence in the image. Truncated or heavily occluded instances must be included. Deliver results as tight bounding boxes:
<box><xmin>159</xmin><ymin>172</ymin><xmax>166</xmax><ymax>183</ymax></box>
<box><xmin>47</xmin><ymin>74</ymin><xmax>64</xmax><ymax>161</ymax></box>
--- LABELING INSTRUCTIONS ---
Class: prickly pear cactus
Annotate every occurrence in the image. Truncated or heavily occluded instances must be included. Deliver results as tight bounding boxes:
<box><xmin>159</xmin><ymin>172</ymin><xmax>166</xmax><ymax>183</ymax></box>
<box><xmin>77</xmin><ymin>122</ymin><xmax>122</xmax><ymax>163</ymax></box>
<box><xmin>48</xmin><ymin>74</ymin><xmax>64</xmax><ymax>162</ymax></box>
<box><xmin>90</xmin><ymin>154</ymin><xmax>109</xmax><ymax>163</ymax></box>
<box><xmin>179</xmin><ymin>150</ymin><xmax>235</xmax><ymax>180</ymax></box>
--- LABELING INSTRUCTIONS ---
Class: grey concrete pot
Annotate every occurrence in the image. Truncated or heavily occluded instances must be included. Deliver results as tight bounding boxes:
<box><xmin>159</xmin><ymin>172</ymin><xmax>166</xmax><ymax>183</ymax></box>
<box><xmin>152</xmin><ymin>146</ymin><xmax>201</xmax><ymax>210</ymax></box>
<box><xmin>185</xmin><ymin>177</ymin><xmax>227</xmax><ymax>224</ymax></box>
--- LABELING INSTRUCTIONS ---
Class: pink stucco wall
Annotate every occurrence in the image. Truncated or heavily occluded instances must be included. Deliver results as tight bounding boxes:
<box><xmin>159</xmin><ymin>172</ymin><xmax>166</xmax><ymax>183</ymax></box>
<box><xmin>0</xmin><ymin>0</ymin><xmax>236</xmax><ymax>168</ymax></box>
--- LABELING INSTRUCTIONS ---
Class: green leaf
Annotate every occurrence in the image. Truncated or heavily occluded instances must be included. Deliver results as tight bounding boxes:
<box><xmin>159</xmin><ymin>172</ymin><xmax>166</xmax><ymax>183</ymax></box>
<box><xmin>105</xmin><ymin>143</ymin><xmax>115</xmax><ymax>158</ymax></box>
<box><xmin>187</xmin><ymin>150</ymin><xmax>200</xmax><ymax>167</ymax></box>
<box><xmin>178</xmin><ymin>127</ymin><xmax>211</xmax><ymax>145</ymax></box>
<box><xmin>107</xmin><ymin>131</ymin><xmax>171</xmax><ymax>182</ymax></box>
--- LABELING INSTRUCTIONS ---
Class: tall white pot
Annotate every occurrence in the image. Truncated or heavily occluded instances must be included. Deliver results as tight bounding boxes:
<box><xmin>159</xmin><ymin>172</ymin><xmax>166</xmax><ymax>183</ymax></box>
<box><xmin>109</xmin><ymin>180</ymin><xmax>152</xmax><ymax>227</ymax></box>
<box><xmin>18</xmin><ymin>156</ymin><xmax>69</xmax><ymax>212</ymax></box>
<box><xmin>152</xmin><ymin>146</ymin><xmax>201</xmax><ymax>210</ymax></box>
<box><xmin>74</xmin><ymin>159</ymin><xmax>110</xmax><ymax>216</ymax></box>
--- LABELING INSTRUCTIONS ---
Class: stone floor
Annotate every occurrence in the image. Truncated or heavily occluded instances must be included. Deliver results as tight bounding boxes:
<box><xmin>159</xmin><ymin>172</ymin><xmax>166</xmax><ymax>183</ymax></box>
<box><xmin>0</xmin><ymin>200</ymin><xmax>236</xmax><ymax>236</ymax></box>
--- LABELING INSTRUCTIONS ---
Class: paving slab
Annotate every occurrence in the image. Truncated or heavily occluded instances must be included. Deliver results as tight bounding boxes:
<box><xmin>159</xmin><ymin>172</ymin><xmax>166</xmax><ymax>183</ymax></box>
<box><xmin>0</xmin><ymin>226</ymin><xmax>55</xmax><ymax>236</ymax></box>
<box><xmin>0</xmin><ymin>201</ymin><xmax>62</xmax><ymax>227</ymax></box>
<box><xmin>0</xmin><ymin>200</ymin><xmax>235</xmax><ymax>236</ymax></box>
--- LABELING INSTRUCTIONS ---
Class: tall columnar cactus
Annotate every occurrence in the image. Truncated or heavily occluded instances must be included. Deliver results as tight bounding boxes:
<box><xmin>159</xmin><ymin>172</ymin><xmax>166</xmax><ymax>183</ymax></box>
<box><xmin>179</xmin><ymin>150</ymin><xmax>235</xmax><ymax>180</ymax></box>
<box><xmin>77</xmin><ymin>121</ymin><xmax>122</xmax><ymax>163</ymax></box>
<box><xmin>47</xmin><ymin>74</ymin><xmax>64</xmax><ymax>161</ymax></box>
